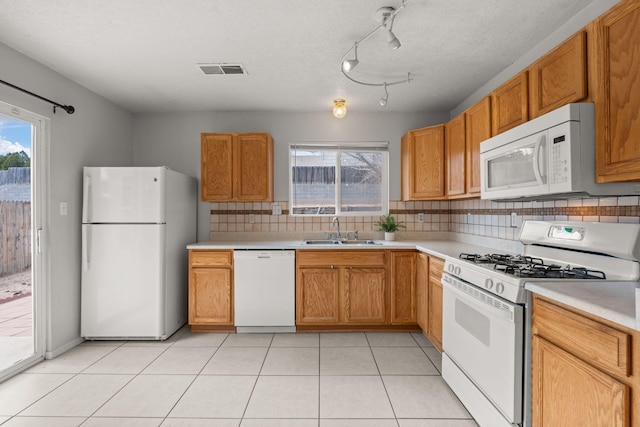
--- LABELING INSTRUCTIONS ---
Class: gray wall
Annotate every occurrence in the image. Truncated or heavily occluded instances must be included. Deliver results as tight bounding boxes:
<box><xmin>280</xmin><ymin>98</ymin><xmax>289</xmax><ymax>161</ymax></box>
<box><xmin>132</xmin><ymin>111</ymin><xmax>449</xmax><ymax>242</ymax></box>
<box><xmin>0</xmin><ymin>42</ymin><xmax>133</xmax><ymax>355</ymax></box>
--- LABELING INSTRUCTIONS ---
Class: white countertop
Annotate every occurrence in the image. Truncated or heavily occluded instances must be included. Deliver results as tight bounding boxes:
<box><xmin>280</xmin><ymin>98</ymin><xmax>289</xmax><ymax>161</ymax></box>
<box><xmin>186</xmin><ymin>238</ymin><xmax>515</xmax><ymax>261</ymax></box>
<box><xmin>525</xmin><ymin>281</ymin><xmax>639</xmax><ymax>331</ymax></box>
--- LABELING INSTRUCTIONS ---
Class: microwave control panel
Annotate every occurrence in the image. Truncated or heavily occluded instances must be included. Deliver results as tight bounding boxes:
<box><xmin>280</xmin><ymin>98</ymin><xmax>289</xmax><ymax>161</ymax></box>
<box><xmin>549</xmin><ymin>122</ymin><xmax>573</xmax><ymax>189</ymax></box>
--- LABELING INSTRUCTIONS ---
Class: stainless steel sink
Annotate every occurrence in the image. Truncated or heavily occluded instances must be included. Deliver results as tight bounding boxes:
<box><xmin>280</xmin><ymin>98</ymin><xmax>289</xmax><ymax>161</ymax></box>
<box><xmin>302</xmin><ymin>239</ymin><xmax>381</xmax><ymax>246</ymax></box>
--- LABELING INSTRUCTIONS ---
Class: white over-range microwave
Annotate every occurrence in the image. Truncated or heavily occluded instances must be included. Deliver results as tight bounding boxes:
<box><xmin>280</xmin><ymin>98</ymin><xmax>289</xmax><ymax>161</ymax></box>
<box><xmin>480</xmin><ymin>102</ymin><xmax>640</xmax><ymax>201</ymax></box>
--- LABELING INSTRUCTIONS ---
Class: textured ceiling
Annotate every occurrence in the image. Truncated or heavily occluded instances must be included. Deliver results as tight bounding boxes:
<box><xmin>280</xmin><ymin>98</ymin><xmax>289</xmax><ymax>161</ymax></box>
<box><xmin>0</xmin><ymin>0</ymin><xmax>595</xmax><ymax>114</ymax></box>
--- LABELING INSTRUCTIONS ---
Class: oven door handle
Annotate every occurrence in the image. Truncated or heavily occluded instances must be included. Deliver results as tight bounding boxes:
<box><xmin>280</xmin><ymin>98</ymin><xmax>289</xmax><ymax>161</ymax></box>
<box><xmin>442</xmin><ymin>273</ymin><xmax>518</xmax><ymax>322</ymax></box>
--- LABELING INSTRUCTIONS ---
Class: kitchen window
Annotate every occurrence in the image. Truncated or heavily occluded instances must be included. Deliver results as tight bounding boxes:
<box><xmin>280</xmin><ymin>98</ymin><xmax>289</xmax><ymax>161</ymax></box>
<box><xmin>289</xmin><ymin>142</ymin><xmax>389</xmax><ymax>216</ymax></box>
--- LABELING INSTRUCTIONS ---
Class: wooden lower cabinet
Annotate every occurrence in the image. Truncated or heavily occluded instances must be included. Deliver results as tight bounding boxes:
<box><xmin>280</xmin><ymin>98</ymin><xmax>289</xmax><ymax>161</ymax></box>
<box><xmin>188</xmin><ymin>249</ymin><xmax>234</xmax><ymax>331</ymax></box>
<box><xmin>532</xmin><ymin>295</ymin><xmax>638</xmax><ymax>426</ymax></box>
<box><xmin>416</xmin><ymin>252</ymin><xmax>429</xmax><ymax>331</ymax></box>
<box><xmin>427</xmin><ymin>255</ymin><xmax>444</xmax><ymax>351</ymax></box>
<box><xmin>296</xmin><ymin>250</ymin><xmax>388</xmax><ymax>326</ymax></box>
<box><xmin>296</xmin><ymin>249</ymin><xmax>420</xmax><ymax>329</ymax></box>
<box><xmin>390</xmin><ymin>251</ymin><xmax>417</xmax><ymax>324</ymax></box>
<box><xmin>344</xmin><ymin>267</ymin><xmax>387</xmax><ymax>324</ymax></box>
<box><xmin>297</xmin><ymin>268</ymin><xmax>340</xmax><ymax>324</ymax></box>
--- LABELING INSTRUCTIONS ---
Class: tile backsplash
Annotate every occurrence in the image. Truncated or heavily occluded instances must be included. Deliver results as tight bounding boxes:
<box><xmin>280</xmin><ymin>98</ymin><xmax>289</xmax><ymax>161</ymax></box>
<box><xmin>208</xmin><ymin>196</ymin><xmax>640</xmax><ymax>241</ymax></box>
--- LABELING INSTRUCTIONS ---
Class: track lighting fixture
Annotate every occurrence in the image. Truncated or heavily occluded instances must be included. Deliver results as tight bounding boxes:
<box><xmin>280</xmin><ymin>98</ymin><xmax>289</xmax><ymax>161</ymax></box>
<box><xmin>333</xmin><ymin>99</ymin><xmax>347</xmax><ymax>119</ymax></box>
<box><xmin>338</xmin><ymin>1</ymin><xmax>412</xmax><ymax>108</ymax></box>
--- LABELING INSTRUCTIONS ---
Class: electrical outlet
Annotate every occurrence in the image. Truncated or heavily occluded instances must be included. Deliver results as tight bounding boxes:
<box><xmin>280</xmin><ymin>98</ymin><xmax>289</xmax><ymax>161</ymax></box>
<box><xmin>467</xmin><ymin>212</ymin><xmax>472</xmax><ymax>224</ymax></box>
<box><xmin>249</xmin><ymin>213</ymin><xmax>255</xmax><ymax>224</ymax></box>
<box><xmin>417</xmin><ymin>212</ymin><xmax>425</xmax><ymax>223</ymax></box>
<box><xmin>271</xmin><ymin>205</ymin><xmax>282</xmax><ymax>215</ymax></box>
<box><xmin>511</xmin><ymin>212</ymin><xmax>518</xmax><ymax>227</ymax></box>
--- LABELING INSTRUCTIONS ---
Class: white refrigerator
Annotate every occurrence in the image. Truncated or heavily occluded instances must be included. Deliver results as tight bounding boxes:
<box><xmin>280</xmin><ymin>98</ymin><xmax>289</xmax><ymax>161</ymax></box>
<box><xmin>81</xmin><ymin>166</ymin><xmax>197</xmax><ymax>340</ymax></box>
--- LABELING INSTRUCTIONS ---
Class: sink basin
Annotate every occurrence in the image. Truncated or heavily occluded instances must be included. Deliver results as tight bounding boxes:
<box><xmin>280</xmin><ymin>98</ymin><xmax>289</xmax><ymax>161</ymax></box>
<box><xmin>302</xmin><ymin>239</ymin><xmax>381</xmax><ymax>246</ymax></box>
<box><xmin>339</xmin><ymin>240</ymin><xmax>381</xmax><ymax>245</ymax></box>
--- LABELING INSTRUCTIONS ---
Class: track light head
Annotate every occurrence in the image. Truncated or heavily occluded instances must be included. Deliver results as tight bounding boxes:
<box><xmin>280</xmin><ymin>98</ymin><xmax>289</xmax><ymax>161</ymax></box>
<box><xmin>386</xmin><ymin>29</ymin><xmax>401</xmax><ymax>50</ymax></box>
<box><xmin>342</xmin><ymin>58</ymin><xmax>359</xmax><ymax>73</ymax></box>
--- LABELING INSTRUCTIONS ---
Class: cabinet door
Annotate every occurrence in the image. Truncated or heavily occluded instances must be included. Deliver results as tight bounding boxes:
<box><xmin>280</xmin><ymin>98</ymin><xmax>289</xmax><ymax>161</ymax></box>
<box><xmin>416</xmin><ymin>252</ymin><xmax>429</xmax><ymax>331</ymax></box>
<box><xmin>492</xmin><ymin>71</ymin><xmax>529</xmax><ymax>134</ymax></box>
<box><xmin>344</xmin><ymin>267</ymin><xmax>386</xmax><ymax>324</ymax></box>
<box><xmin>189</xmin><ymin>266</ymin><xmax>233</xmax><ymax>325</ymax></box>
<box><xmin>201</xmin><ymin>133</ymin><xmax>234</xmax><ymax>201</ymax></box>
<box><xmin>446</xmin><ymin>114</ymin><xmax>467</xmax><ymax>198</ymax></box>
<box><xmin>234</xmin><ymin>133</ymin><xmax>274</xmax><ymax>201</ymax></box>
<box><xmin>401</xmin><ymin>126</ymin><xmax>445</xmax><ymax>200</ymax></box>
<box><xmin>532</xmin><ymin>336</ymin><xmax>629</xmax><ymax>427</ymax></box>
<box><xmin>296</xmin><ymin>267</ymin><xmax>340</xmax><ymax>324</ymax></box>
<box><xmin>465</xmin><ymin>97</ymin><xmax>491</xmax><ymax>195</ymax></box>
<box><xmin>529</xmin><ymin>31</ymin><xmax>588</xmax><ymax>118</ymax></box>
<box><xmin>593</xmin><ymin>0</ymin><xmax>640</xmax><ymax>182</ymax></box>
<box><xmin>390</xmin><ymin>251</ymin><xmax>417</xmax><ymax>324</ymax></box>
<box><xmin>427</xmin><ymin>277</ymin><xmax>443</xmax><ymax>352</ymax></box>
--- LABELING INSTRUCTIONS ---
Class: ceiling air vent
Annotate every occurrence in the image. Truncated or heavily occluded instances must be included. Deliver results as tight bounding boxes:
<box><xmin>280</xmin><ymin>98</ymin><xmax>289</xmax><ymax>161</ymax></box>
<box><xmin>198</xmin><ymin>63</ymin><xmax>247</xmax><ymax>75</ymax></box>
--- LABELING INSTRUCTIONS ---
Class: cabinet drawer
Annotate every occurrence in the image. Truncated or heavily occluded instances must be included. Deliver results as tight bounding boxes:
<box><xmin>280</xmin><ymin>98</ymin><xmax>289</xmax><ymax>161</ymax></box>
<box><xmin>428</xmin><ymin>256</ymin><xmax>444</xmax><ymax>279</ymax></box>
<box><xmin>297</xmin><ymin>250</ymin><xmax>386</xmax><ymax>267</ymax></box>
<box><xmin>533</xmin><ymin>296</ymin><xmax>631</xmax><ymax>377</ymax></box>
<box><xmin>190</xmin><ymin>250</ymin><xmax>233</xmax><ymax>267</ymax></box>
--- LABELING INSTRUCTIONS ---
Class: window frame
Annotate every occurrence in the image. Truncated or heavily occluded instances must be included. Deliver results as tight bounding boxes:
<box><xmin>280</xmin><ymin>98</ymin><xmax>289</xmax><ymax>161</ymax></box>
<box><xmin>288</xmin><ymin>141</ymin><xmax>389</xmax><ymax>217</ymax></box>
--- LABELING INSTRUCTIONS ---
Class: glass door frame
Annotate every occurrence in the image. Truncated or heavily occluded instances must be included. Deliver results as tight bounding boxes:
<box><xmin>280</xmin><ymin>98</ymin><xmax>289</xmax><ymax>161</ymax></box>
<box><xmin>0</xmin><ymin>100</ymin><xmax>49</xmax><ymax>382</ymax></box>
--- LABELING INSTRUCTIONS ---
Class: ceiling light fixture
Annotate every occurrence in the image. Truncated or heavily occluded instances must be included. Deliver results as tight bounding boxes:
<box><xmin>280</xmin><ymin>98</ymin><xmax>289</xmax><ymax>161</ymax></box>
<box><xmin>333</xmin><ymin>99</ymin><xmax>347</xmax><ymax>119</ymax></box>
<box><xmin>339</xmin><ymin>1</ymin><xmax>412</xmax><ymax>108</ymax></box>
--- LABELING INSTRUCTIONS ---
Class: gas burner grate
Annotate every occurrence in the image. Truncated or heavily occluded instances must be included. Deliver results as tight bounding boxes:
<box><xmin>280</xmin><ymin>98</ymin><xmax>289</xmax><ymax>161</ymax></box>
<box><xmin>459</xmin><ymin>253</ymin><xmax>543</xmax><ymax>265</ymax></box>
<box><xmin>460</xmin><ymin>252</ymin><xmax>607</xmax><ymax>280</ymax></box>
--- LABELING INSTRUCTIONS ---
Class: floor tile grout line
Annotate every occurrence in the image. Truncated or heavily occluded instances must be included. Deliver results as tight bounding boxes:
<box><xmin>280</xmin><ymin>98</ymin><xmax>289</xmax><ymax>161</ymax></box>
<box><xmin>160</xmin><ymin>334</ymin><xmax>229</xmax><ymax>422</ymax></box>
<box><xmin>365</xmin><ymin>332</ymin><xmax>402</xmax><ymax>425</ymax></box>
<box><xmin>238</xmin><ymin>333</ymin><xmax>273</xmax><ymax>422</ymax></box>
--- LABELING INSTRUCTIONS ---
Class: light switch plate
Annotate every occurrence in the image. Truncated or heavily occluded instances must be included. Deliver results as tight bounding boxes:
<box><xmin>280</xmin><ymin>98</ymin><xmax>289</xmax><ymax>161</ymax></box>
<box><xmin>511</xmin><ymin>212</ymin><xmax>518</xmax><ymax>227</ymax></box>
<box><xmin>272</xmin><ymin>205</ymin><xmax>282</xmax><ymax>215</ymax></box>
<box><xmin>60</xmin><ymin>201</ymin><xmax>68</xmax><ymax>216</ymax></box>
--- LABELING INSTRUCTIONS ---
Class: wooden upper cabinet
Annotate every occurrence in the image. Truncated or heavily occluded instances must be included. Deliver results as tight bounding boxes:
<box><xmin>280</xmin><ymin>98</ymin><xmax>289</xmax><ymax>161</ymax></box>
<box><xmin>401</xmin><ymin>125</ymin><xmax>445</xmax><ymax>200</ymax></box>
<box><xmin>445</xmin><ymin>114</ymin><xmax>467</xmax><ymax>198</ymax></box>
<box><xmin>201</xmin><ymin>132</ymin><xmax>273</xmax><ymax>202</ymax></box>
<box><xmin>200</xmin><ymin>134</ymin><xmax>234</xmax><ymax>201</ymax></box>
<box><xmin>592</xmin><ymin>0</ymin><xmax>640</xmax><ymax>182</ymax></box>
<box><xmin>529</xmin><ymin>31</ymin><xmax>588</xmax><ymax>118</ymax></box>
<box><xmin>491</xmin><ymin>71</ymin><xmax>529</xmax><ymax>135</ymax></box>
<box><xmin>465</xmin><ymin>97</ymin><xmax>491</xmax><ymax>195</ymax></box>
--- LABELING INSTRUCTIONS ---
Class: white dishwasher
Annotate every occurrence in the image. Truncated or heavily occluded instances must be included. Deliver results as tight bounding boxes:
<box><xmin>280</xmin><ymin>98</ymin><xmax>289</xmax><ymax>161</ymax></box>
<box><xmin>233</xmin><ymin>250</ymin><xmax>296</xmax><ymax>333</ymax></box>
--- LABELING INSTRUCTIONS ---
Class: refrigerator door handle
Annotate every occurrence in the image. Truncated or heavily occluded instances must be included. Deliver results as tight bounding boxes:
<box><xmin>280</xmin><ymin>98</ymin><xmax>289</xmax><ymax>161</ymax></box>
<box><xmin>82</xmin><ymin>227</ymin><xmax>90</xmax><ymax>272</ymax></box>
<box><xmin>82</xmin><ymin>174</ymin><xmax>91</xmax><ymax>223</ymax></box>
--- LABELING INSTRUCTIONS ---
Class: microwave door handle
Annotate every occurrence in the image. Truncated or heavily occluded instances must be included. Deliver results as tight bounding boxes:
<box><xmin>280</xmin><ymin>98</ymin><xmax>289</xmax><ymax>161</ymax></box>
<box><xmin>533</xmin><ymin>134</ymin><xmax>546</xmax><ymax>185</ymax></box>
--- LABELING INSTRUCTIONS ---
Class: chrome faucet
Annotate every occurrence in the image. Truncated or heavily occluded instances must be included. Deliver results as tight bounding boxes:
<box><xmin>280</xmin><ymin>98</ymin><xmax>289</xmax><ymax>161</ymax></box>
<box><xmin>331</xmin><ymin>216</ymin><xmax>341</xmax><ymax>239</ymax></box>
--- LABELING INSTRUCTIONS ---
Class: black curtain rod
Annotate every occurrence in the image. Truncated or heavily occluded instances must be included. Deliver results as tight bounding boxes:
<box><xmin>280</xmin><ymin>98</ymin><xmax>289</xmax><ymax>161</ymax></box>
<box><xmin>0</xmin><ymin>78</ymin><xmax>75</xmax><ymax>114</ymax></box>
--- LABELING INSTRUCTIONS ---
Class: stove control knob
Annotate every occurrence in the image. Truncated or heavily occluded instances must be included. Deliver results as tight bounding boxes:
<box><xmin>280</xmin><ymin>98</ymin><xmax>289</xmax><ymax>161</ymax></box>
<box><xmin>496</xmin><ymin>283</ymin><xmax>505</xmax><ymax>294</ymax></box>
<box><xmin>485</xmin><ymin>278</ymin><xmax>493</xmax><ymax>290</ymax></box>
<box><xmin>448</xmin><ymin>264</ymin><xmax>455</xmax><ymax>273</ymax></box>
<box><xmin>454</xmin><ymin>266</ymin><xmax>461</xmax><ymax>275</ymax></box>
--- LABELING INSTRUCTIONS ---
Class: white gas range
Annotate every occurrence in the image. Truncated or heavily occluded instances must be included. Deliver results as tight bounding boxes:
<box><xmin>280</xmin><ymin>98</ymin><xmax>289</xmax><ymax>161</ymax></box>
<box><xmin>440</xmin><ymin>220</ymin><xmax>640</xmax><ymax>427</ymax></box>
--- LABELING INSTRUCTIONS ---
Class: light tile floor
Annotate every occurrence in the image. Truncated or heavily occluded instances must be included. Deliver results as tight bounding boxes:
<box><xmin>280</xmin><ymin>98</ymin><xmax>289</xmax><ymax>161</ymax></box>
<box><xmin>0</xmin><ymin>328</ymin><xmax>478</xmax><ymax>426</ymax></box>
